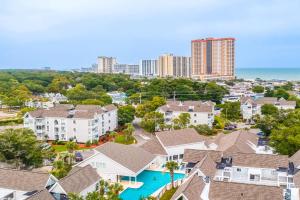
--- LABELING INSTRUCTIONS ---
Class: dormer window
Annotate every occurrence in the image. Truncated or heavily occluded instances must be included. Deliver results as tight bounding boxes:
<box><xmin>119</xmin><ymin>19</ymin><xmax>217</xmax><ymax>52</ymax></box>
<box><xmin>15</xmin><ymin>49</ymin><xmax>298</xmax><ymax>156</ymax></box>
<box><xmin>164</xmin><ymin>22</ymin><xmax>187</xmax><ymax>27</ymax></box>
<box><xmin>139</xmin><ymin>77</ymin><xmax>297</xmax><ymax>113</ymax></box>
<box><xmin>188</xmin><ymin>106</ymin><xmax>194</xmax><ymax>112</ymax></box>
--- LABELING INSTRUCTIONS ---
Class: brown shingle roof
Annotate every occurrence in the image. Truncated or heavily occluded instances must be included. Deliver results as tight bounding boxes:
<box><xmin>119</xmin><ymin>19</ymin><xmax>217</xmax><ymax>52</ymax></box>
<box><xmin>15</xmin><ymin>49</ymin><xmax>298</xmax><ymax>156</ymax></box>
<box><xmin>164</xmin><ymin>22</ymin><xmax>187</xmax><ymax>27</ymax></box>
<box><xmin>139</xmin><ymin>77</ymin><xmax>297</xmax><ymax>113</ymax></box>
<box><xmin>159</xmin><ymin>101</ymin><xmax>214</xmax><ymax>113</ymax></box>
<box><xmin>103</xmin><ymin>104</ymin><xmax>117</xmax><ymax>111</ymax></box>
<box><xmin>0</xmin><ymin>168</ymin><xmax>51</xmax><ymax>191</ymax></box>
<box><xmin>215</xmin><ymin>130</ymin><xmax>258</xmax><ymax>154</ymax></box>
<box><xmin>289</xmin><ymin>149</ymin><xmax>300</xmax><ymax>167</ymax></box>
<box><xmin>223</xmin><ymin>152</ymin><xmax>289</xmax><ymax>169</ymax></box>
<box><xmin>58</xmin><ymin>165</ymin><xmax>100</xmax><ymax>194</ymax></box>
<box><xmin>156</xmin><ymin>128</ymin><xmax>208</xmax><ymax>147</ymax></box>
<box><xmin>209</xmin><ymin>181</ymin><xmax>283</xmax><ymax>200</ymax></box>
<box><xmin>255</xmin><ymin>97</ymin><xmax>296</xmax><ymax>106</ymax></box>
<box><xmin>95</xmin><ymin>142</ymin><xmax>156</xmax><ymax>173</ymax></box>
<box><xmin>183</xmin><ymin>149</ymin><xmax>222</xmax><ymax>163</ymax></box>
<box><xmin>193</xmin><ymin>155</ymin><xmax>217</xmax><ymax>177</ymax></box>
<box><xmin>171</xmin><ymin>174</ymin><xmax>205</xmax><ymax>200</ymax></box>
<box><xmin>26</xmin><ymin>189</ymin><xmax>55</xmax><ymax>200</ymax></box>
<box><xmin>140</xmin><ymin>137</ymin><xmax>167</xmax><ymax>155</ymax></box>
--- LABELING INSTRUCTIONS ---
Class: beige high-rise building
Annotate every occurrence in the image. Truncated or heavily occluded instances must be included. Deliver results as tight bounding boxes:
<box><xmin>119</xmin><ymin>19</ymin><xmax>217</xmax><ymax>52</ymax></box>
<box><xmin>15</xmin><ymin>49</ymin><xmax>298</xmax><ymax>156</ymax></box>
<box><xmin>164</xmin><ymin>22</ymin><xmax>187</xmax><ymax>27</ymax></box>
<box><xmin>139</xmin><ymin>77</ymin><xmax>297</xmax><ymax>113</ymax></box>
<box><xmin>97</xmin><ymin>56</ymin><xmax>117</xmax><ymax>73</ymax></box>
<box><xmin>191</xmin><ymin>38</ymin><xmax>235</xmax><ymax>80</ymax></box>
<box><xmin>158</xmin><ymin>54</ymin><xmax>191</xmax><ymax>78</ymax></box>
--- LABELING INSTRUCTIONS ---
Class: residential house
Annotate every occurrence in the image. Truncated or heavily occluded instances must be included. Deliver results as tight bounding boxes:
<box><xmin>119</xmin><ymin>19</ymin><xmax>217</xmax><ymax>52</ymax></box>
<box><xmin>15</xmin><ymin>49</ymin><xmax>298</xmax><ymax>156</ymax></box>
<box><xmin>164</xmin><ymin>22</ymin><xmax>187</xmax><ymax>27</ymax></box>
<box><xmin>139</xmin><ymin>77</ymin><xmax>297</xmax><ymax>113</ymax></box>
<box><xmin>141</xmin><ymin>128</ymin><xmax>210</xmax><ymax>166</ymax></box>
<box><xmin>157</xmin><ymin>101</ymin><xmax>215</xmax><ymax>127</ymax></box>
<box><xmin>241</xmin><ymin>97</ymin><xmax>296</xmax><ymax>120</ymax></box>
<box><xmin>23</xmin><ymin>104</ymin><xmax>117</xmax><ymax>143</ymax></box>
<box><xmin>0</xmin><ymin>168</ymin><xmax>57</xmax><ymax>200</ymax></box>
<box><xmin>48</xmin><ymin>165</ymin><xmax>101</xmax><ymax>199</ymax></box>
<box><xmin>75</xmin><ymin>142</ymin><xmax>157</xmax><ymax>183</ymax></box>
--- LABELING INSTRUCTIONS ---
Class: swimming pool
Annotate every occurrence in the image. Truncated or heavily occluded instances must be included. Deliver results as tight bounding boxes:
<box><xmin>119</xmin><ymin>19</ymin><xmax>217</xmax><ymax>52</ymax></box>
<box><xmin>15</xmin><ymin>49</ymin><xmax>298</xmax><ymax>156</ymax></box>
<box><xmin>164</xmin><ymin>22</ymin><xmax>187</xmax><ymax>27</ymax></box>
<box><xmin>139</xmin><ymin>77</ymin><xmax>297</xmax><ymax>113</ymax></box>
<box><xmin>119</xmin><ymin>170</ymin><xmax>185</xmax><ymax>200</ymax></box>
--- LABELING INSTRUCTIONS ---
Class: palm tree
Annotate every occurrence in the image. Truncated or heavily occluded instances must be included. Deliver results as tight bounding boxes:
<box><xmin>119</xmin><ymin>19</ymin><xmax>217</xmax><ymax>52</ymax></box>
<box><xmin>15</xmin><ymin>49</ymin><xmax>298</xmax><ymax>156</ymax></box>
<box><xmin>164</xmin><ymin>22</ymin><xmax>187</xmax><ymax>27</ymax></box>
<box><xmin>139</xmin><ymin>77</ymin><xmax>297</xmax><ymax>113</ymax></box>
<box><xmin>68</xmin><ymin>193</ymin><xmax>84</xmax><ymax>200</ymax></box>
<box><xmin>107</xmin><ymin>183</ymin><xmax>123</xmax><ymax>200</ymax></box>
<box><xmin>166</xmin><ymin>161</ymin><xmax>179</xmax><ymax>188</ymax></box>
<box><xmin>65</xmin><ymin>141</ymin><xmax>78</xmax><ymax>164</ymax></box>
<box><xmin>99</xmin><ymin>179</ymin><xmax>109</xmax><ymax>196</ymax></box>
<box><xmin>123</xmin><ymin>123</ymin><xmax>135</xmax><ymax>143</ymax></box>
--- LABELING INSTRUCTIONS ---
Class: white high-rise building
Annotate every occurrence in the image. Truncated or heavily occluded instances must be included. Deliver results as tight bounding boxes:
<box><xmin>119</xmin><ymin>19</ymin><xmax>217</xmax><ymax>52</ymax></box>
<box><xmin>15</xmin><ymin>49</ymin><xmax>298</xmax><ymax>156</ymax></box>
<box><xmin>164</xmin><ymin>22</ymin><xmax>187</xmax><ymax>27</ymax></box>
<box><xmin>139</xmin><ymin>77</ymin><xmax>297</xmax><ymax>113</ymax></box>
<box><xmin>113</xmin><ymin>64</ymin><xmax>139</xmax><ymax>75</ymax></box>
<box><xmin>97</xmin><ymin>56</ymin><xmax>117</xmax><ymax>73</ymax></box>
<box><xmin>139</xmin><ymin>60</ymin><xmax>158</xmax><ymax>77</ymax></box>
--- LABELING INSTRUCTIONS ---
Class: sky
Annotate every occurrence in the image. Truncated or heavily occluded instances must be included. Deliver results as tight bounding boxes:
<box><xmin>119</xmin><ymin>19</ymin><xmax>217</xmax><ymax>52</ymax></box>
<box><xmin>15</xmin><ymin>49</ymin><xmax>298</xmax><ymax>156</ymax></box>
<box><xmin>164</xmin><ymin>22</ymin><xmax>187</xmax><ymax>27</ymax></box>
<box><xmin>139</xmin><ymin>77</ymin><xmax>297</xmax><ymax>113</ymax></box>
<box><xmin>0</xmin><ymin>0</ymin><xmax>300</xmax><ymax>70</ymax></box>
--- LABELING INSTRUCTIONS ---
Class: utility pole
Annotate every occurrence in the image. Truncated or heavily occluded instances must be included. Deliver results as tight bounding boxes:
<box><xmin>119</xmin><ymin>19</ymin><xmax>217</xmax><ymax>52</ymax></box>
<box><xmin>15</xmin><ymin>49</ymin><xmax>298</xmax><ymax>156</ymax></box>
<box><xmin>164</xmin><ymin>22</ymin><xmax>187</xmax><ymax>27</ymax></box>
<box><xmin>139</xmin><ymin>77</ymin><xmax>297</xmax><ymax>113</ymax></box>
<box><xmin>173</xmin><ymin>91</ymin><xmax>176</xmax><ymax>102</ymax></box>
<box><xmin>139</xmin><ymin>92</ymin><xmax>142</xmax><ymax>104</ymax></box>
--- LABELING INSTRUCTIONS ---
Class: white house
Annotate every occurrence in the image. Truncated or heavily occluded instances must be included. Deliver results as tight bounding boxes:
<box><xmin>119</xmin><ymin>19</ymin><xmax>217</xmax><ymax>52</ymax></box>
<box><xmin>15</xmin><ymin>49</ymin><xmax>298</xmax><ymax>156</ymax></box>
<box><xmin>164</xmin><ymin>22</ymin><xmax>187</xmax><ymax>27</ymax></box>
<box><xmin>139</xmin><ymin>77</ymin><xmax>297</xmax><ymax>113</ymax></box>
<box><xmin>241</xmin><ymin>97</ymin><xmax>296</xmax><ymax>120</ymax></box>
<box><xmin>0</xmin><ymin>168</ymin><xmax>57</xmax><ymax>200</ymax></box>
<box><xmin>23</xmin><ymin>104</ymin><xmax>118</xmax><ymax>143</ymax></box>
<box><xmin>157</xmin><ymin>101</ymin><xmax>215</xmax><ymax>127</ymax></box>
<box><xmin>75</xmin><ymin>142</ymin><xmax>157</xmax><ymax>183</ymax></box>
<box><xmin>48</xmin><ymin>165</ymin><xmax>101</xmax><ymax>200</ymax></box>
<box><xmin>141</xmin><ymin>128</ymin><xmax>211</xmax><ymax>166</ymax></box>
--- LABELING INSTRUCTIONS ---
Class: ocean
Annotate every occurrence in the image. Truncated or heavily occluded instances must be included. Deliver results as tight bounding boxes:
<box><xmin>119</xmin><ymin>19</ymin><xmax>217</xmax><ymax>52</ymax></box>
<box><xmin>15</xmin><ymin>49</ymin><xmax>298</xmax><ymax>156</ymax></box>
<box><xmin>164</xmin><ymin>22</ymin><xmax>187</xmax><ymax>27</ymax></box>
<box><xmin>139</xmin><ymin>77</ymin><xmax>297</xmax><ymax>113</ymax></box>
<box><xmin>235</xmin><ymin>68</ymin><xmax>300</xmax><ymax>81</ymax></box>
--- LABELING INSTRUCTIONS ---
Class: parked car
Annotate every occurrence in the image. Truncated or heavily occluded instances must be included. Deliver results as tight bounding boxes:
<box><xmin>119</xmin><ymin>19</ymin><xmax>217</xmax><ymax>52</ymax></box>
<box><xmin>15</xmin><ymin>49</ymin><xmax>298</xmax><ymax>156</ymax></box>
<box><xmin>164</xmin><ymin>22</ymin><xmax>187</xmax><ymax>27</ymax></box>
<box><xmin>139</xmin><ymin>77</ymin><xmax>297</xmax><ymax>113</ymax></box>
<box><xmin>41</xmin><ymin>143</ymin><xmax>51</xmax><ymax>150</ymax></box>
<box><xmin>75</xmin><ymin>152</ymin><xmax>83</xmax><ymax>162</ymax></box>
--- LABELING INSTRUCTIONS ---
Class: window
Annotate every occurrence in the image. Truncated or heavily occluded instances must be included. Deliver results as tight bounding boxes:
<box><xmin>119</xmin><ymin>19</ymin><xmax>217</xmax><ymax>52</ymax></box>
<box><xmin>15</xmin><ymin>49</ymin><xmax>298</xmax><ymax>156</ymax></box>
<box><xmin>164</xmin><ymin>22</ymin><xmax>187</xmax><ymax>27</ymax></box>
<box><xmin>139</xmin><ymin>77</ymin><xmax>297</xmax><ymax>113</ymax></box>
<box><xmin>108</xmin><ymin>120</ymin><xmax>111</xmax><ymax>123</ymax></box>
<box><xmin>237</xmin><ymin>168</ymin><xmax>241</xmax><ymax>172</ymax></box>
<box><xmin>73</xmin><ymin>128</ymin><xmax>76</xmax><ymax>132</ymax></box>
<box><xmin>194</xmin><ymin>120</ymin><xmax>197</xmax><ymax>123</ymax></box>
<box><xmin>173</xmin><ymin>155</ymin><xmax>178</xmax><ymax>160</ymax></box>
<box><xmin>179</xmin><ymin>154</ymin><xmax>184</xmax><ymax>159</ymax></box>
<box><xmin>194</xmin><ymin>113</ymin><xmax>197</xmax><ymax>117</ymax></box>
<box><xmin>54</xmin><ymin>120</ymin><xmax>58</xmax><ymax>125</ymax></box>
<box><xmin>73</xmin><ymin>120</ymin><xmax>76</xmax><ymax>124</ymax></box>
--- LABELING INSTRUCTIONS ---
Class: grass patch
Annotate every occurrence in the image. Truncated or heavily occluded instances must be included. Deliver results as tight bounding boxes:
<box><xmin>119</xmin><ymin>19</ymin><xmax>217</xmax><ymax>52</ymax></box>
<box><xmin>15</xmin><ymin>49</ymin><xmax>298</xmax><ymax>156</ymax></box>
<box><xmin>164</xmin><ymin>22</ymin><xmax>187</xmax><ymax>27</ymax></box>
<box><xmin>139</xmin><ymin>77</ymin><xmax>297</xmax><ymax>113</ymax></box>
<box><xmin>52</xmin><ymin>145</ymin><xmax>90</xmax><ymax>153</ymax></box>
<box><xmin>160</xmin><ymin>187</ymin><xmax>178</xmax><ymax>200</ymax></box>
<box><xmin>0</xmin><ymin>117</ymin><xmax>23</xmax><ymax>126</ymax></box>
<box><xmin>114</xmin><ymin>134</ymin><xmax>135</xmax><ymax>145</ymax></box>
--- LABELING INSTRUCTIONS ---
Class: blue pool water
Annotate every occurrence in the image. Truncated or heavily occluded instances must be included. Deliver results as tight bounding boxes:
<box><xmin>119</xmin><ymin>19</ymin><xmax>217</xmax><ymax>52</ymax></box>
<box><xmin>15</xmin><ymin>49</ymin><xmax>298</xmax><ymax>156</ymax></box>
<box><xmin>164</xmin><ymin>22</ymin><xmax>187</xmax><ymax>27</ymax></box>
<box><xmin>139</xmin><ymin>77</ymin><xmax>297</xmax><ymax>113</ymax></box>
<box><xmin>119</xmin><ymin>170</ymin><xmax>185</xmax><ymax>200</ymax></box>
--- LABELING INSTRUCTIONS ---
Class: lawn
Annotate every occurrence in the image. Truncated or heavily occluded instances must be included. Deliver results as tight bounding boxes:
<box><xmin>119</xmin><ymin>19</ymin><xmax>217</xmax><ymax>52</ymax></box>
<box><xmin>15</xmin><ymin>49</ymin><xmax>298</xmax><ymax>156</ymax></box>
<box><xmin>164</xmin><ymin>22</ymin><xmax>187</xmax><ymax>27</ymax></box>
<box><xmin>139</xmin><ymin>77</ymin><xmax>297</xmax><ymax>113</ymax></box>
<box><xmin>159</xmin><ymin>187</ymin><xmax>178</xmax><ymax>200</ymax></box>
<box><xmin>52</xmin><ymin>144</ymin><xmax>91</xmax><ymax>152</ymax></box>
<box><xmin>114</xmin><ymin>134</ymin><xmax>135</xmax><ymax>145</ymax></box>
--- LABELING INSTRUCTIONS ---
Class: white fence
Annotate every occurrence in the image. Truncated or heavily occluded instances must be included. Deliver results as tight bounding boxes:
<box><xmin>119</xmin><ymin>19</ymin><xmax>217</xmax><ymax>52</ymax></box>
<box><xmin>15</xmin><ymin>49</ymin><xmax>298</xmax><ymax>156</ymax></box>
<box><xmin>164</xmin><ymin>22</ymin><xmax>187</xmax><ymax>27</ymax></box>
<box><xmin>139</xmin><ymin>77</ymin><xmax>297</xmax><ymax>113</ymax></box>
<box><xmin>151</xmin><ymin>178</ymin><xmax>185</xmax><ymax>199</ymax></box>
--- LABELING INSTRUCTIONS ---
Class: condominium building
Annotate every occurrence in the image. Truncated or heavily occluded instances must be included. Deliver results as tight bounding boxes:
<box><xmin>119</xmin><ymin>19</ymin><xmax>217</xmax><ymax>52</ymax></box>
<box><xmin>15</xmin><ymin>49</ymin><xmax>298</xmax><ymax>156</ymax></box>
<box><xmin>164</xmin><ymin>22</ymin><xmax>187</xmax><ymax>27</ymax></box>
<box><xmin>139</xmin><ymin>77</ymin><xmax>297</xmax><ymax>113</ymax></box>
<box><xmin>23</xmin><ymin>104</ymin><xmax>118</xmax><ymax>143</ymax></box>
<box><xmin>97</xmin><ymin>56</ymin><xmax>117</xmax><ymax>73</ymax></box>
<box><xmin>158</xmin><ymin>54</ymin><xmax>191</xmax><ymax>78</ymax></box>
<box><xmin>113</xmin><ymin>64</ymin><xmax>139</xmax><ymax>75</ymax></box>
<box><xmin>191</xmin><ymin>37</ymin><xmax>235</xmax><ymax>80</ymax></box>
<box><xmin>139</xmin><ymin>59</ymin><xmax>158</xmax><ymax>76</ymax></box>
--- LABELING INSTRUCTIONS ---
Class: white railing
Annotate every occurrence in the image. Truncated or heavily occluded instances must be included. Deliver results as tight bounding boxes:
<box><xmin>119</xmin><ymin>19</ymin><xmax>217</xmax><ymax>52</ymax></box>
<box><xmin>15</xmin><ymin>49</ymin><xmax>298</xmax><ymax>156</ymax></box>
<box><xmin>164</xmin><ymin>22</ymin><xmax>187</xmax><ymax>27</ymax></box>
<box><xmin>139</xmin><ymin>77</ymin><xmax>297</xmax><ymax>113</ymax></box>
<box><xmin>151</xmin><ymin>178</ymin><xmax>185</xmax><ymax>199</ymax></box>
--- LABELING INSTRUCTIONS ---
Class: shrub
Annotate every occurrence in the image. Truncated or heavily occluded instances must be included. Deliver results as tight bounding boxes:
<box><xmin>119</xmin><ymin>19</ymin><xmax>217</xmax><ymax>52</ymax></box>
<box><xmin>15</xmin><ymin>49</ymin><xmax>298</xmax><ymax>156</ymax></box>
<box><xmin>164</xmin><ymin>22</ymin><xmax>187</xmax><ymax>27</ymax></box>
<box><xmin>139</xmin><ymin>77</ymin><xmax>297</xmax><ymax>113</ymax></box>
<box><xmin>92</xmin><ymin>139</ymin><xmax>98</xmax><ymax>145</ymax></box>
<box><xmin>85</xmin><ymin>140</ymin><xmax>91</xmax><ymax>147</ymax></box>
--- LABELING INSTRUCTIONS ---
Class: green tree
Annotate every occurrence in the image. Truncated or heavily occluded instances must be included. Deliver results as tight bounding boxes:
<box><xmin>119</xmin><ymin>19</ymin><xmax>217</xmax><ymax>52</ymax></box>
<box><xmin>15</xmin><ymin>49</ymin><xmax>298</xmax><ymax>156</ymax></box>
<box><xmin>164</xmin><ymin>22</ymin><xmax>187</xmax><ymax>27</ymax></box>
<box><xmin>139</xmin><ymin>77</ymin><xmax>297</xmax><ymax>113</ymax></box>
<box><xmin>123</xmin><ymin>123</ymin><xmax>135</xmax><ymax>143</ymax></box>
<box><xmin>165</xmin><ymin>161</ymin><xmax>179</xmax><ymax>188</ymax></box>
<box><xmin>118</xmin><ymin>105</ymin><xmax>135</xmax><ymax>126</ymax></box>
<box><xmin>191</xmin><ymin>124</ymin><xmax>217</xmax><ymax>136</ymax></box>
<box><xmin>140</xmin><ymin>112</ymin><xmax>164</xmax><ymax>133</ymax></box>
<box><xmin>274</xmin><ymin>88</ymin><xmax>290</xmax><ymax>100</ymax></box>
<box><xmin>68</xmin><ymin>193</ymin><xmax>84</xmax><ymax>200</ymax></box>
<box><xmin>270</xmin><ymin>126</ymin><xmax>300</xmax><ymax>156</ymax></box>
<box><xmin>172</xmin><ymin>113</ymin><xmax>191</xmax><ymax>129</ymax></box>
<box><xmin>256</xmin><ymin>115</ymin><xmax>278</xmax><ymax>136</ymax></box>
<box><xmin>135</xmin><ymin>102</ymin><xmax>156</xmax><ymax>118</ymax></box>
<box><xmin>264</xmin><ymin>88</ymin><xmax>275</xmax><ymax>97</ymax></box>
<box><xmin>0</xmin><ymin>128</ymin><xmax>45</xmax><ymax>169</ymax></box>
<box><xmin>252</xmin><ymin>85</ymin><xmax>264</xmax><ymax>93</ymax></box>
<box><xmin>51</xmin><ymin>160</ymin><xmax>71</xmax><ymax>179</ymax></box>
<box><xmin>261</xmin><ymin>104</ymin><xmax>279</xmax><ymax>116</ymax></box>
<box><xmin>221</xmin><ymin>102</ymin><xmax>241</xmax><ymax>121</ymax></box>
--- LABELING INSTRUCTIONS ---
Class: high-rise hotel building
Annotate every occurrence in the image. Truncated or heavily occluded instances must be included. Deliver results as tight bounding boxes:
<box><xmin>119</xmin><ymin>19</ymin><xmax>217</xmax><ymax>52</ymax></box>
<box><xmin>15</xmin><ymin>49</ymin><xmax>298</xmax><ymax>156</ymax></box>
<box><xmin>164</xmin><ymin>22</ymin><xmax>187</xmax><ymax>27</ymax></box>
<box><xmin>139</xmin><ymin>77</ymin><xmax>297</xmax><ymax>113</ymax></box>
<box><xmin>191</xmin><ymin>38</ymin><xmax>235</xmax><ymax>80</ymax></box>
<box><xmin>139</xmin><ymin>60</ymin><xmax>158</xmax><ymax>77</ymax></box>
<box><xmin>97</xmin><ymin>56</ymin><xmax>117</xmax><ymax>73</ymax></box>
<box><xmin>158</xmin><ymin>54</ymin><xmax>191</xmax><ymax>78</ymax></box>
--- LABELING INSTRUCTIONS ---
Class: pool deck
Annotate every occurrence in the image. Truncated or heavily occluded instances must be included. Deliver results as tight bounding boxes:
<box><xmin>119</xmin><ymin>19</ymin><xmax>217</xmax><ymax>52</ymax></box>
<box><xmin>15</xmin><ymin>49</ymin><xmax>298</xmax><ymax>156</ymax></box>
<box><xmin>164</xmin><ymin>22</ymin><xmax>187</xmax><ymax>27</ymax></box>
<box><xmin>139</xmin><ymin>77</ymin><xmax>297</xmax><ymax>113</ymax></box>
<box><xmin>120</xmin><ymin>180</ymin><xmax>144</xmax><ymax>189</ymax></box>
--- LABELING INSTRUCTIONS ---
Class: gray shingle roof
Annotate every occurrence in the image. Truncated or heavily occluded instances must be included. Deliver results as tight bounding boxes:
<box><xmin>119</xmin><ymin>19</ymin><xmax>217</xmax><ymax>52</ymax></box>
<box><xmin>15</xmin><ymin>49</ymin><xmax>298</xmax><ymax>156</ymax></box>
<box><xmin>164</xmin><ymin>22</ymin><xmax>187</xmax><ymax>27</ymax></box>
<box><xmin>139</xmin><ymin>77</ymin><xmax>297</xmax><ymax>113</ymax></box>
<box><xmin>156</xmin><ymin>128</ymin><xmax>208</xmax><ymax>147</ymax></box>
<box><xmin>289</xmin><ymin>149</ymin><xmax>300</xmax><ymax>167</ymax></box>
<box><xmin>209</xmin><ymin>181</ymin><xmax>283</xmax><ymax>200</ymax></box>
<box><xmin>58</xmin><ymin>165</ymin><xmax>100</xmax><ymax>194</ymax></box>
<box><xmin>171</xmin><ymin>174</ymin><xmax>205</xmax><ymax>200</ymax></box>
<box><xmin>95</xmin><ymin>142</ymin><xmax>156</xmax><ymax>173</ymax></box>
<box><xmin>159</xmin><ymin>101</ymin><xmax>214</xmax><ymax>113</ymax></box>
<box><xmin>26</xmin><ymin>189</ymin><xmax>55</xmax><ymax>200</ymax></box>
<box><xmin>214</xmin><ymin>130</ymin><xmax>258</xmax><ymax>154</ymax></box>
<box><xmin>140</xmin><ymin>137</ymin><xmax>167</xmax><ymax>155</ymax></box>
<box><xmin>0</xmin><ymin>168</ymin><xmax>51</xmax><ymax>191</ymax></box>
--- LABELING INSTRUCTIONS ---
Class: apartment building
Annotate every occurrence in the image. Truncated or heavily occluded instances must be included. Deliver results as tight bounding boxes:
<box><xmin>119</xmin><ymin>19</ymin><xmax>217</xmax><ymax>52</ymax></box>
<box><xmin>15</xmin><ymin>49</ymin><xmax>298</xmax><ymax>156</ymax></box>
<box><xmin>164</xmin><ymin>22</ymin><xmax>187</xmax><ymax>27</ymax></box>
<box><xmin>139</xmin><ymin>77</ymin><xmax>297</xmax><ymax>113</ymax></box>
<box><xmin>241</xmin><ymin>97</ymin><xmax>296</xmax><ymax>120</ymax></box>
<box><xmin>113</xmin><ymin>64</ymin><xmax>139</xmax><ymax>75</ymax></box>
<box><xmin>158</xmin><ymin>54</ymin><xmax>191</xmax><ymax>78</ymax></box>
<box><xmin>96</xmin><ymin>56</ymin><xmax>117</xmax><ymax>73</ymax></box>
<box><xmin>191</xmin><ymin>38</ymin><xmax>235</xmax><ymax>80</ymax></box>
<box><xmin>157</xmin><ymin>101</ymin><xmax>215</xmax><ymax>127</ymax></box>
<box><xmin>171</xmin><ymin>149</ymin><xmax>300</xmax><ymax>200</ymax></box>
<box><xmin>139</xmin><ymin>59</ymin><xmax>158</xmax><ymax>76</ymax></box>
<box><xmin>23</xmin><ymin>104</ymin><xmax>118</xmax><ymax>143</ymax></box>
